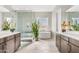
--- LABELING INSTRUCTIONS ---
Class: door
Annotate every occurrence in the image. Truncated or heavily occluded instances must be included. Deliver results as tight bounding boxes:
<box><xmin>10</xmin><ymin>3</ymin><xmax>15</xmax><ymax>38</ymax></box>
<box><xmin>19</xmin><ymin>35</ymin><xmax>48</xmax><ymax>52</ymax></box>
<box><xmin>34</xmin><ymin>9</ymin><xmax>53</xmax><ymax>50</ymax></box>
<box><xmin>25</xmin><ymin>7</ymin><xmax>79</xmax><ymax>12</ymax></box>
<box><xmin>0</xmin><ymin>43</ymin><xmax>6</xmax><ymax>53</ymax></box>
<box><xmin>15</xmin><ymin>33</ymin><xmax>21</xmax><ymax>51</ymax></box>
<box><xmin>6</xmin><ymin>39</ymin><xmax>15</xmax><ymax>53</ymax></box>
<box><xmin>15</xmin><ymin>37</ymin><xmax>20</xmax><ymax>50</ymax></box>
<box><xmin>61</xmin><ymin>35</ymin><xmax>69</xmax><ymax>53</ymax></box>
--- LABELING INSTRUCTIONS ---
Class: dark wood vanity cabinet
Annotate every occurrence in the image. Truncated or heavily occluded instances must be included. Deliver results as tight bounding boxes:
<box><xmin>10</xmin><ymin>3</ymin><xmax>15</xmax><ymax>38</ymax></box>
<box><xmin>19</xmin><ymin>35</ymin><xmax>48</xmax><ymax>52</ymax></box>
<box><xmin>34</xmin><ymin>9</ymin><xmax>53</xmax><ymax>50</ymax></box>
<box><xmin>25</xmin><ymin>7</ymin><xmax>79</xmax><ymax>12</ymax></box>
<box><xmin>68</xmin><ymin>43</ymin><xmax>79</xmax><ymax>53</ymax></box>
<box><xmin>0</xmin><ymin>43</ymin><xmax>6</xmax><ymax>53</ymax></box>
<box><xmin>56</xmin><ymin>33</ymin><xmax>61</xmax><ymax>51</ymax></box>
<box><xmin>56</xmin><ymin>33</ymin><xmax>79</xmax><ymax>53</ymax></box>
<box><xmin>60</xmin><ymin>35</ymin><xmax>69</xmax><ymax>53</ymax></box>
<box><xmin>6</xmin><ymin>38</ymin><xmax>15</xmax><ymax>53</ymax></box>
<box><xmin>0</xmin><ymin>38</ymin><xmax>6</xmax><ymax>53</ymax></box>
<box><xmin>14</xmin><ymin>33</ymin><xmax>21</xmax><ymax>51</ymax></box>
<box><xmin>56</xmin><ymin>34</ymin><xmax>69</xmax><ymax>53</ymax></box>
<box><xmin>0</xmin><ymin>32</ymin><xmax>21</xmax><ymax>53</ymax></box>
<box><xmin>68</xmin><ymin>38</ymin><xmax>79</xmax><ymax>53</ymax></box>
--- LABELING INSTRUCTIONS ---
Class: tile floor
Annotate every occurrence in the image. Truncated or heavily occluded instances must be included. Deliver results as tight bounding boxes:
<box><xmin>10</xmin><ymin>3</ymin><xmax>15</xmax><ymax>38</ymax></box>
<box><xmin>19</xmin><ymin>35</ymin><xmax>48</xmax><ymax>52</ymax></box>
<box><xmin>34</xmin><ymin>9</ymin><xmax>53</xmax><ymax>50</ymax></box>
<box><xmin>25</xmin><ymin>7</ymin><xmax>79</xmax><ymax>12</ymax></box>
<box><xmin>16</xmin><ymin>39</ymin><xmax>59</xmax><ymax>53</ymax></box>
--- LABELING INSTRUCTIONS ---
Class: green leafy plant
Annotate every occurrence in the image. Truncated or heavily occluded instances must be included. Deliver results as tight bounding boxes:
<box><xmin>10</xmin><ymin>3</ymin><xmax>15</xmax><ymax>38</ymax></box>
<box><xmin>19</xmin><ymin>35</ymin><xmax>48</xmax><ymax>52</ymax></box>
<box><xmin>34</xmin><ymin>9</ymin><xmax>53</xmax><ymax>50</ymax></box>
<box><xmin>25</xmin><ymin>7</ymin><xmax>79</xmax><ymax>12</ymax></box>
<box><xmin>32</xmin><ymin>21</ymin><xmax>39</xmax><ymax>41</ymax></box>
<box><xmin>2</xmin><ymin>21</ymin><xmax>10</xmax><ymax>30</ymax></box>
<box><xmin>72</xmin><ymin>24</ymin><xmax>79</xmax><ymax>31</ymax></box>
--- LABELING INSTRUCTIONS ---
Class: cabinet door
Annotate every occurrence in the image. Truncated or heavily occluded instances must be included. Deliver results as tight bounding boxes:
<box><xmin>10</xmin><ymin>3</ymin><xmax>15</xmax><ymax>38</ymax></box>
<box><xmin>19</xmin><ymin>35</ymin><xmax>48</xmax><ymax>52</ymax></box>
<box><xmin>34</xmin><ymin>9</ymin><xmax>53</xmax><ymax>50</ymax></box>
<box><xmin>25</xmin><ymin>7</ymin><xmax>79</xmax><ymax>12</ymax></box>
<box><xmin>0</xmin><ymin>43</ymin><xmax>6</xmax><ymax>53</ymax></box>
<box><xmin>69</xmin><ymin>43</ymin><xmax>79</xmax><ymax>53</ymax></box>
<box><xmin>15</xmin><ymin>37</ymin><xmax>20</xmax><ymax>50</ymax></box>
<box><xmin>61</xmin><ymin>38</ymin><xmax>69</xmax><ymax>53</ymax></box>
<box><xmin>0</xmin><ymin>44</ymin><xmax>3</xmax><ymax>53</ymax></box>
<box><xmin>14</xmin><ymin>33</ymin><xmax>21</xmax><ymax>51</ymax></box>
<box><xmin>6</xmin><ymin>39</ymin><xmax>15</xmax><ymax>53</ymax></box>
<box><xmin>56</xmin><ymin>34</ymin><xmax>61</xmax><ymax>51</ymax></box>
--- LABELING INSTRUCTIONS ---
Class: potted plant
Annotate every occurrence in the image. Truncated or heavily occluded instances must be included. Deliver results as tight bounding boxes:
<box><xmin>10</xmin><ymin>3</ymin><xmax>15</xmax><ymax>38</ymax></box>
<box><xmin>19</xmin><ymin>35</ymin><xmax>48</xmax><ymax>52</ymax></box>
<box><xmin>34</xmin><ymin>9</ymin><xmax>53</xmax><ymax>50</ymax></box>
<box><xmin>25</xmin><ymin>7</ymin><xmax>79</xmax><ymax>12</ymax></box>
<box><xmin>72</xmin><ymin>24</ymin><xmax>79</xmax><ymax>31</ymax></box>
<box><xmin>2</xmin><ymin>20</ymin><xmax>10</xmax><ymax>31</ymax></box>
<box><xmin>32</xmin><ymin>21</ymin><xmax>39</xmax><ymax>41</ymax></box>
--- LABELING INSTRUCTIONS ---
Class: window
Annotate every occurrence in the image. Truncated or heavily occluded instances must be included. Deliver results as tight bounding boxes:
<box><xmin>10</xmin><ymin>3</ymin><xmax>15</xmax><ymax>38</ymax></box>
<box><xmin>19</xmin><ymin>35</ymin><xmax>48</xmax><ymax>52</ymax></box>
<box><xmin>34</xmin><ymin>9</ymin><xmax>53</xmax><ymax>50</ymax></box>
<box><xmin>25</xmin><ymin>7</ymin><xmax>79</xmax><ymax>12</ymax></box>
<box><xmin>6</xmin><ymin>17</ymin><xmax>12</xmax><ymax>23</ymax></box>
<box><xmin>37</xmin><ymin>17</ymin><xmax>49</xmax><ymax>31</ymax></box>
<box><xmin>37</xmin><ymin>17</ymin><xmax>48</xmax><ymax>27</ymax></box>
<box><xmin>72</xmin><ymin>18</ymin><xmax>79</xmax><ymax>25</ymax></box>
<box><xmin>71</xmin><ymin>18</ymin><xmax>79</xmax><ymax>31</ymax></box>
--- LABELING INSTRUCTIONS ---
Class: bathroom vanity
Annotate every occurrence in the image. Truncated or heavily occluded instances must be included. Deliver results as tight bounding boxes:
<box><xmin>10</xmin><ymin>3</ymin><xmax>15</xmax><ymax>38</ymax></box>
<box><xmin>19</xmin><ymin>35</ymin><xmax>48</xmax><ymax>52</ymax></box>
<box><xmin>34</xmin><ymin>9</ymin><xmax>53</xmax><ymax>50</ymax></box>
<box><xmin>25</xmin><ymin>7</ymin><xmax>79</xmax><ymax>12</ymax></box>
<box><xmin>56</xmin><ymin>31</ymin><xmax>79</xmax><ymax>53</ymax></box>
<box><xmin>0</xmin><ymin>31</ymin><xmax>21</xmax><ymax>53</ymax></box>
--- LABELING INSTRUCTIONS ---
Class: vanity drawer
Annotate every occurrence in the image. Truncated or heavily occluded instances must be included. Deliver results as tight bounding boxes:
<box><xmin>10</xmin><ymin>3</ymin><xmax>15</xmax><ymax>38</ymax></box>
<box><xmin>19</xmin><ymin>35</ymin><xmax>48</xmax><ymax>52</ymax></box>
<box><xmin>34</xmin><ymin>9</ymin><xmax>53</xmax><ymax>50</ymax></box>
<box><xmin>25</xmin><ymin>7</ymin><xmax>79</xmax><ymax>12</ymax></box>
<box><xmin>6</xmin><ymin>35</ymin><xmax>14</xmax><ymax>41</ymax></box>
<box><xmin>6</xmin><ymin>39</ymin><xmax>15</xmax><ymax>53</ymax></box>
<box><xmin>0</xmin><ymin>38</ymin><xmax>5</xmax><ymax>44</ymax></box>
<box><xmin>61</xmin><ymin>38</ymin><xmax>69</xmax><ymax>53</ymax></box>
<box><xmin>69</xmin><ymin>42</ymin><xmax>79</xmax><ymax>53</ymax></box>
<box><xmin>69</xmin><ymin>38</ymin><xmax>79</xmax><ymax>47</ymax></box>
<box><xmin>61</xmin><ymin>35</ymin><xmax>68</xmax><ymax>41</ymax></box>
<box><xmin>0</xmin><ymin>42</ymin><xmax>6</xmax><ymax>53</ymax></box>
<box><xmin>15</xmin><ymin>37</ymin><xmax>21</xmax><ymax>50</ymax></box>
<box><xmin>14</xmin><ymin>33</ymin><xmax>20</xmax><ymax>38</ymax></box>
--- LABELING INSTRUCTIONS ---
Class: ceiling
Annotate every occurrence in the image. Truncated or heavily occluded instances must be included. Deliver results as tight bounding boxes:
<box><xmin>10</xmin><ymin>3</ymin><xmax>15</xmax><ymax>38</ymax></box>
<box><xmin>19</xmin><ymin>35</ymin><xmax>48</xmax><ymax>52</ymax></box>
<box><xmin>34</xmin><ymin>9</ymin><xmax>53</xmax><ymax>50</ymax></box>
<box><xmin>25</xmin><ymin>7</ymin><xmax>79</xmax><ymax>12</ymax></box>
<box><xmin>10</xmin><ymin>5</ymin><xmax>56</xmax><ymax>12</ymax></box>
<box><xmin>0</xmin><ymin>5</ymin><xmax>56</xmax><ymax>12</ymax></box>
<box><xmin>0</xmin><ymin>5</ymin><xmax>76</xmax><ymax>12</ymax></box>
<box><xmin>7</xmin><ymin>5</ymin><xmax>73</xmax><ymax>12</ymax></box>
<box><xmin>0</xmin><ymin>6</ymin><xmax>9</xmax><ymax>12</ymax></box>
<box><xmin>58</xmin><ymin>5</ymin><xmax>73</xmax><ymax>12</ymax></box>
<box><xmin>66</xmin><ymin>5</ymin><xmax>79</xmax><ymax>12</ymax></box>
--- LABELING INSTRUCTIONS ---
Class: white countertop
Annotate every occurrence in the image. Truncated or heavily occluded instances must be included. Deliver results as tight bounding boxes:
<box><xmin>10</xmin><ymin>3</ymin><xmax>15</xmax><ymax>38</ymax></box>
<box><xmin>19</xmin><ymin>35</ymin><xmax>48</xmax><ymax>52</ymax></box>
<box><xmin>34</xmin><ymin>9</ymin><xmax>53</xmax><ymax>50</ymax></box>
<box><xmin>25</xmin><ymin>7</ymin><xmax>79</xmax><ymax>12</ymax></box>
<box><xmin>56</xmin><ymin>31</ymin><xmax>79</xmax><ymax>41</ymax></box>
<box><xmin>0</xmin><ymin>31</ymin><xmax>20</xmax><ymax>39</ymax></box>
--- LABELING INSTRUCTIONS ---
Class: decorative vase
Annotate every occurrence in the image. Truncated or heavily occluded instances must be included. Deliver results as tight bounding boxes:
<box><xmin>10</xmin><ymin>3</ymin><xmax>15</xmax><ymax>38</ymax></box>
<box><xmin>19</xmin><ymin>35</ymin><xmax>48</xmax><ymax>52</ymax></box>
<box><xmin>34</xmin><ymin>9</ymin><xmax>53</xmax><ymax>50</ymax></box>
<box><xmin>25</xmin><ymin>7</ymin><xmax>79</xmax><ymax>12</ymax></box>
<box><xmin>10</xmin><ymin>28</ymin><xmax>15</xmax><ymax>32</ymax></box>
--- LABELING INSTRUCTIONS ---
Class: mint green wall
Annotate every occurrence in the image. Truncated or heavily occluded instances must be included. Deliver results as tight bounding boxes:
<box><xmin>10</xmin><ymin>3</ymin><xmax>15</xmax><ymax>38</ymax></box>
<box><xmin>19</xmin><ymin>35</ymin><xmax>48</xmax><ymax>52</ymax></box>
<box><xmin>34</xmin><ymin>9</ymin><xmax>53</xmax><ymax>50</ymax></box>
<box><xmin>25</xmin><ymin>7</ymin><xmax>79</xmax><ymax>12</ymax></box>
<box><xmin>16</xmin><ymin>12</ymin><xmax>32</xmax><ymax>32</ymax></box>
<box><xmin>16</xmin><ymin>12</ymin><xmax>52</xmax><ymax>32</ymax></box>
<box><xmin>1</xmin><ymin>12</ymin><xmax>52</xmax><ymax>32</ymax></box>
